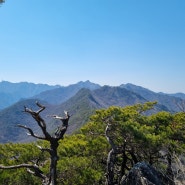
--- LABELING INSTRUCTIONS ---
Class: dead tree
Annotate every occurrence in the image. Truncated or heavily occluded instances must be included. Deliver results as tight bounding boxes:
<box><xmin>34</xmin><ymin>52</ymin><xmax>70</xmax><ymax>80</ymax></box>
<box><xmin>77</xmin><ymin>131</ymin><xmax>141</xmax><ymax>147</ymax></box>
<box><xmin>105</xmin><ymin>122</ymin><xmax>117</xmax><ymax>185</ymax></box>
<box><xmin>104</xmin><ymin>117</ymin><xmax>129</xmax><ymax>185</ymax></box>
<box><xmin>0</xmin><ymin>101</ymin><xmax>70</xmax><ymax>185</ymax></box>
<box><xmin>104</xmin><ymin>117</ymin><xmax>123</xmax><ymax>185</ymax></box>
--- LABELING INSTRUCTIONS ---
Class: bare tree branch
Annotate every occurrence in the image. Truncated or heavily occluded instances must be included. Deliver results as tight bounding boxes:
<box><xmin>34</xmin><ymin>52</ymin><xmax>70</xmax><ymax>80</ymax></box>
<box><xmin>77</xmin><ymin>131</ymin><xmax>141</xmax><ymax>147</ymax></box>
<box><xmin>1</xmin><ymin>101</ymin><xmax>71</xmax><ymax>185</ymax></box>
<box><xmin>37</xmin><ymin>145</ymin><xmax>51</xmax><ymax>154</ymax></box>
<box><xmin>23</xmin><ymin>102</ymin><xmax>51</xmax><ymax>140</ymax></box>
<box><xmin>0</xmin><ymin>163</ymin><xmax>36</xmax><ymax>170</ymax></box>
<box><xmin>36</xmin><ymin>101</ymin><xmax>46</xmax><ymax>113</ymax></box>
<box><xmin>0</xmin><ymin>163</ymin><xmax>48</xmax><ymax>182</ymax></box>
<box><xmin>17</xmin><ymin>124</ymin><xmax>46</xmax><ymax>140</ymax></box>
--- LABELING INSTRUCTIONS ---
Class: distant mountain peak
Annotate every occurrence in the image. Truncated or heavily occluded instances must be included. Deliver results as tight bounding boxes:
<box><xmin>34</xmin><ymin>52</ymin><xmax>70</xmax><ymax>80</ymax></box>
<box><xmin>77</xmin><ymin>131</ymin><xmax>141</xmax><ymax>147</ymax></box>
<box><xmin>77</xmin><ymin>80</ymin><xmax>98</xmax><ymax>84</ymax></box>
<box><xmin>77</xmin><ymin>80</ymin><xmax>91</xmax><ymax>84</ymax></box>
<box><xmin>0</xmin><ymin>81</ymin><xmax>60</xmax><ymax>110</ymax></box>
<box><xmin>74</xmin><ymin>80</ymin><xmax>101</xmax><ymax>90</ymax></box>
<box><xmin>1</xmin><ymin>81</ymin><xmax>185</xmax><ymax>143</ymax></box>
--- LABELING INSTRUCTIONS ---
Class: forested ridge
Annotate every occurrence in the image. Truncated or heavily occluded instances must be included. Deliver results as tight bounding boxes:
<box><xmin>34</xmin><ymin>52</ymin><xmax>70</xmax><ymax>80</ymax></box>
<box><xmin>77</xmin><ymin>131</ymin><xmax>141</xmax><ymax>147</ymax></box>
<box><xmin>1</xmin><ymin>81</ymin><xmax>185</xmax><ymax>143</ymax></box>
<box><xmin>1</xmin><ymin>102</ymin><xmax>185</xmax><ymax>184</ymax></box>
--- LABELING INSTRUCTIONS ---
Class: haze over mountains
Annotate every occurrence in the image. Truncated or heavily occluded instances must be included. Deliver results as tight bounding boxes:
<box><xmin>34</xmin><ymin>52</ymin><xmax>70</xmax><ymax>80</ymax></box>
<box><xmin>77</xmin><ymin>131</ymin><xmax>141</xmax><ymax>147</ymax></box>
<box><xmin>0</xmin><ymin>81</ymin><xmax>60</xmax><ymax>110</ymax></box>
<box><xmin>0</xmin><ymin>80</ymin><xmax>184</xmax><ymax>143</ymax></box>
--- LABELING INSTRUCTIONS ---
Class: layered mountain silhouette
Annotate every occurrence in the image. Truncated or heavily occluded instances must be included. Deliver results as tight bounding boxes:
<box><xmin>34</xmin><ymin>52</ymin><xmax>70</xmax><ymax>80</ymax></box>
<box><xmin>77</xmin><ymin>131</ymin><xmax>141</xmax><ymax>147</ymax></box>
<box><xmin>121</xmin><ymin>83</ymin><xmax>183</xmax><ymax>112</ymax></box>
<box><xmin>0</xmin><ymin>81</ymin><xmax>60</xmax><ymax>110</ymax></box>
<box><xmin>0</xmin><ymin>80</ymin><xmax>184</xmax><ymax>143</ymax></box>
<box><xmin>33</xmin><ymin>80</ymin><xmax>101</xmax><ymax>105</ymax></box>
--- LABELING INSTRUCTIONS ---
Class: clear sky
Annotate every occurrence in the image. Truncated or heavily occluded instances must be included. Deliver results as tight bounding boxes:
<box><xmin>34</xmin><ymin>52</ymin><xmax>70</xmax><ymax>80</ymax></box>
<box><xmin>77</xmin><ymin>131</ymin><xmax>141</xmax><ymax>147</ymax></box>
<box><xmin>0</xmin><ymin>0</ymin><xmax>185</xmax><ymax>93</ymax></box>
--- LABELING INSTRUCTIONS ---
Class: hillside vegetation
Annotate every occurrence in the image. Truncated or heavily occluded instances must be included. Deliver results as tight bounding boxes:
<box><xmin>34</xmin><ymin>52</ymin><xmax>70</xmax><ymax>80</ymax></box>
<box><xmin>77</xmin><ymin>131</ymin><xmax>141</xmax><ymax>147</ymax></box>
<box><xmin>0</xmin><ymin>102</ymin><xmax>185</xmax><ymax>184</ymax></box>
<box><xmin>0</xmin><ymin>81</ymin><xmax>185</xmax><ymax>143</ymax></box>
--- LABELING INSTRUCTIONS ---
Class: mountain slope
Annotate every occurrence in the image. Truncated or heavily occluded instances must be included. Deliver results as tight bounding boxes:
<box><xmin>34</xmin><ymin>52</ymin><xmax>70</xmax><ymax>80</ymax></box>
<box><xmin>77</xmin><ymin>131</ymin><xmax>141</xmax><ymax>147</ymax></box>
<box><xmin>33</xmin><ymin>80</ymin><xmax>101</xmax><ymax>105</ymax></box>
<box><xmin>46</xmin><ymin>86</ymin><xmax>168</xmax><ymax>136</ymax></box>
<box><xmin>0</xmin><ymin>81</ymin><xmax>60</xmax><ymax>110</ymax></box>
<box><xmin>0</xmin><ymin>83</ymin><xmax>184</xmax><ymax>143</ymax></box>
<box><xmin>0</xmin><ymin>99</ymin><xmax>50</xmax><ymax>143</ymax></box>
<box><xmin>121</xmin><ymin>83</ymin><xmax>183</xmax><ymax>112</ymax></box>
<box><xmin>0</xmin><ymin>88</ymin><xmax>99</xmax><ymax>143</ymax></box>
<box><xmin>49</xmin><ymin>88</ymin><xmax>101</xmax><ymax>134</ymax></box>
<box><xmin>169</xmin><ymin>93</ymin><xmax>185</xmax><ymax>100</ymax></box>
<box><xmin>92</xmin><ymin>86</ymin><xmax>147</xmax><ymax>107</ymax></box>
<box><xmin>0</xmin><ymin>86</ymin><xmax>164</xmax><ymax>143</ymax></box>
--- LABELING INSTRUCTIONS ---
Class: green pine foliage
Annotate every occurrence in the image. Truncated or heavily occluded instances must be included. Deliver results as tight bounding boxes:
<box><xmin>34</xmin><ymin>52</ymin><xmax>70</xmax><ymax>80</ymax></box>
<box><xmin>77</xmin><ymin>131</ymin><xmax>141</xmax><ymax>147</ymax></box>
<box><xmin>56</xmin><ymin>134</ymin><xmax>108</xmax><ymax>184</ymax></box>
<box><xmin>0</xmin><ymin>143</ymin><xmax>42</xmax><ymax>184</ymax></box>
<box><xmin>1</xmin><ymin>102</ymin><xmax>185</xmax><ymax>184</ymax></box>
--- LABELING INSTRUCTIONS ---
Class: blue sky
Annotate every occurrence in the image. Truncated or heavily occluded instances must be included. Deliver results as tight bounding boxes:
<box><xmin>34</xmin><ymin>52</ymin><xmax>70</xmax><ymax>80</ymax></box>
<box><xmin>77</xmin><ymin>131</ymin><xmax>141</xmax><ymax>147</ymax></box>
<box><xmin>0</xmin><ymin>0</ymin><xmax>185</xmax><ymax>93</ymax></box>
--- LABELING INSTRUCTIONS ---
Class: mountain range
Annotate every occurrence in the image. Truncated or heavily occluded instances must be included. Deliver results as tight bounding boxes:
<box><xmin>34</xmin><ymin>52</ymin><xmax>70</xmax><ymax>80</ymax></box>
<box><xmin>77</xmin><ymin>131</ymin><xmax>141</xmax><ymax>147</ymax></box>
<box><xmin>0</xmin><ymin>80</ymin><xmax>184</xmax><ymax>143</ymax></box>
<box><xmin>0</xmin><ymin>81</ymin><xmax>60</xmax><ymax>110</ymax></box>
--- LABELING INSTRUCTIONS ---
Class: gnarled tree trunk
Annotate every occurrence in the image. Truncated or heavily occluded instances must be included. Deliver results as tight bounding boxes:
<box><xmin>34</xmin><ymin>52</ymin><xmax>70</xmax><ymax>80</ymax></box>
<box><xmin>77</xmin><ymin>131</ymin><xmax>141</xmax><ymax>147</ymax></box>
<box><xmin>0</xmin><ymin>102</ymin><xmax>70</xmax><ymax>185</ymax></box>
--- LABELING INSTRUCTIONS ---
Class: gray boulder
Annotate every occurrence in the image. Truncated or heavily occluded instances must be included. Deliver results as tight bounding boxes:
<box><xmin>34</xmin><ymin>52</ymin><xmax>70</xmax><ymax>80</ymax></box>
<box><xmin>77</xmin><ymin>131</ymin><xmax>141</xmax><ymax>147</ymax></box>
<box><xmin>121</xmin><ymin>162</ymin><xmax>174</xmax><ymax>185</ymax></box>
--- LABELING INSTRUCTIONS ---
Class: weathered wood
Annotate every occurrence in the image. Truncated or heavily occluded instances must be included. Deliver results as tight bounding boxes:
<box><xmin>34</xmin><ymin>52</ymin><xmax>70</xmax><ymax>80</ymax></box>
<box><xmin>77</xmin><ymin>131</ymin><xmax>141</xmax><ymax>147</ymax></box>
<box><xmin>105</xmin><ymin>123</ymin><xmax>117</xmax><ymax>185</ymax></box>
<box><xmin>0</xmin><ymin>102</ymin><xmax>70</xmax><ymax>185</ymax></box>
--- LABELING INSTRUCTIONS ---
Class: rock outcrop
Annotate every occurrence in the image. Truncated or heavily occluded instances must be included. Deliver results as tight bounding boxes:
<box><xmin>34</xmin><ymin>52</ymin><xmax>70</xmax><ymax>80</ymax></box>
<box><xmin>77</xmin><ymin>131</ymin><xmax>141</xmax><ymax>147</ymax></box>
<box><xmin>121</xmin><ymin>162</ymin><xmax>175</xmax><ymax>185</ymax></box>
